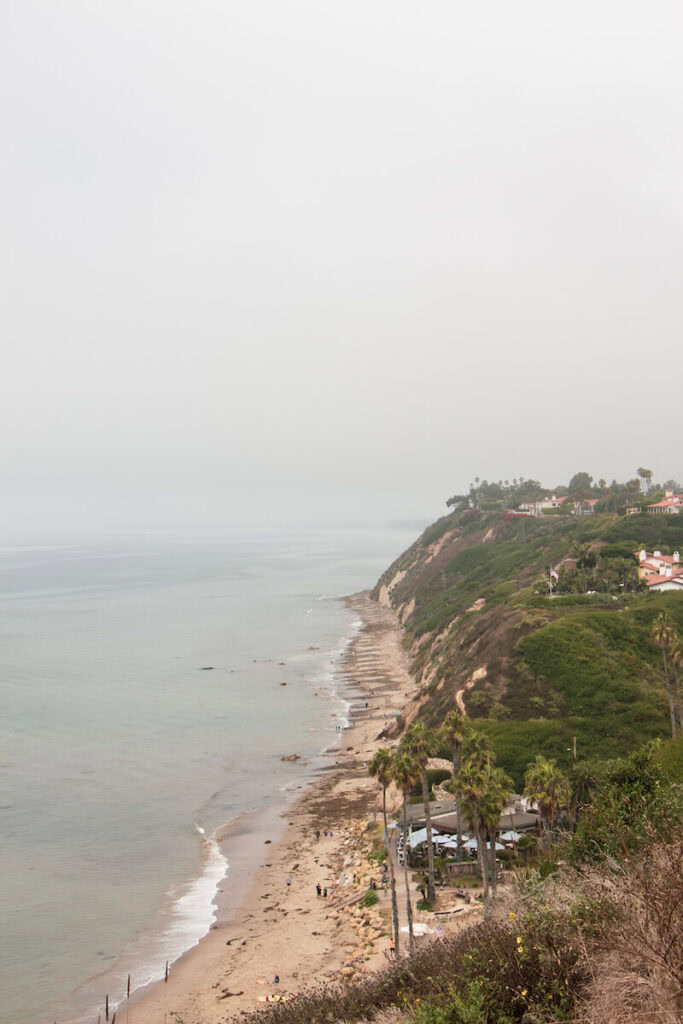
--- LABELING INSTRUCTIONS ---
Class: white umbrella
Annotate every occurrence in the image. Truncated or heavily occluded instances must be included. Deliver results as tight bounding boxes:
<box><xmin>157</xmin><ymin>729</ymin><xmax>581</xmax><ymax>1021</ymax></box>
<box><xmin>408</xmin><ymin>828</ymin><xmax>427</xmax><ymax>848</ymax></box>
<box><xmin>409</xmin><ymin>828</ymin><xmax>446</xmax><ymax>849</ymax></box>
<box><xmin>500</xmin><ymin>830</ymin><xmax>522</xmax><ymax>842</ymax></box>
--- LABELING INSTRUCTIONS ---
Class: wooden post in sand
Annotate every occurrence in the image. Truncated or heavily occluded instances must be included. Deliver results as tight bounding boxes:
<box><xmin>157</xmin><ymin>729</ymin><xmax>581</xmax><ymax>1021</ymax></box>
<box><xmin>105</xmin><ymin>995</ymin><xmax>109</xmax><ymax>1021</ymax></box>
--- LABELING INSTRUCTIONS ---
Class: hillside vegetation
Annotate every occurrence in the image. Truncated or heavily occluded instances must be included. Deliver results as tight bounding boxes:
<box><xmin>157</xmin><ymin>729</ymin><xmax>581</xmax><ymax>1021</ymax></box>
<box><xmin>372</xmin><ymin>508</ymin><xmax>683</xmax><ymax>786</ymax></box>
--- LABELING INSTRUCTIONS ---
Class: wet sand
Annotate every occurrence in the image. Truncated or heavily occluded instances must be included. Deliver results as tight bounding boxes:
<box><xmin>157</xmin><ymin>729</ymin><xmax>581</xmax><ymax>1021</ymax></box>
<box><xmin>116</xmin><ymin>592</ymin><xmax>417</xmax><ymax>1024</ymax></box>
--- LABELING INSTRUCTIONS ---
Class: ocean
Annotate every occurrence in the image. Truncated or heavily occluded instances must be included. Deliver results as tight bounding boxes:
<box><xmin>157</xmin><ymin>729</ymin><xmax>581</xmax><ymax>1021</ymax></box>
<box><xmin>0</xmin><ymin>522</ymin><xmax>417</xmax><ymax>1024</ymax></box>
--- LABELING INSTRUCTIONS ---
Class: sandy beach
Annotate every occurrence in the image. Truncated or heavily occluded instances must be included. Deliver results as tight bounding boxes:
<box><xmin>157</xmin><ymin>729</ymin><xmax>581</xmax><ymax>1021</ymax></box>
<box><xmin>115</xmin><ymin>593</ymin><xmax>479</xmax><ymax>1024</ymax></box>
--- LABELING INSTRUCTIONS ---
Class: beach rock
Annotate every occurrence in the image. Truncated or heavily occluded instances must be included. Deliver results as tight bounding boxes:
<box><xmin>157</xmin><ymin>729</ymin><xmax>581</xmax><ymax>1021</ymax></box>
<box><xmin>280</xmin><ymin>682</ymin><xmax>287</xmax><ymax>686</ymax></box>
<box><xmin>280</xmin><ymin>753</ymin><xmax>300</xmax><ymax>762</ymax></box>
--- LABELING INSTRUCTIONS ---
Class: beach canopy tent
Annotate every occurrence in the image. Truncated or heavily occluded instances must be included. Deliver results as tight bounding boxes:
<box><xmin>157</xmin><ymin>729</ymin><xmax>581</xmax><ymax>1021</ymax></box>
<box><xmin>500</xmin><ymin>830</ymin><xmax>522</xmax><ymax>842</ymax></box>
<box><xmin>463</xmin><ymin>838</ymin><xmax>505</xmax><ymax>851</ymax></box>
<box><xmin>408</xmin><ymin>828</ymin><xmax>466</xmax><ymax>849</ymax></box>
<box><xmin>408</xmin><ymin>828</ymin><xmax>429</xmax><ymax>848</ymax></box>
<box><xmin>438</xmin><ymin>835</ymin><xmax>471</xmax><ymax>850</ymax></box>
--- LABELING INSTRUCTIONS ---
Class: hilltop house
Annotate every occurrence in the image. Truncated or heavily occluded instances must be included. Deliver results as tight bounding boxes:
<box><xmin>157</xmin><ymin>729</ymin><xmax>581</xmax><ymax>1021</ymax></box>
<box><xmin>518</xmin><ymin>495</ymin><xmax>598</xmax><ymax>517</ymax></box>
<box><xmin>518</xmin><ymin>495</ymin><xmax>568</xmax><ymax>516</ymax></box>
<box><xmin>637</xmin><ymin>548</ymin><xmax>683</xmax><ymax>590</ymax></box>
<box><xmin>646</xmin><ymin>571</ymin><xmax>683</xmax><ymax>592</ymax></box>
<box><xmin>646</xmin><ymin>489</ymin><xmax>683</xmax><ymax>514</ymax></box>
<box><xmin>637</xmin><ymin>549</ymin><xmax>682</xmax><ymax>579</ymax></box>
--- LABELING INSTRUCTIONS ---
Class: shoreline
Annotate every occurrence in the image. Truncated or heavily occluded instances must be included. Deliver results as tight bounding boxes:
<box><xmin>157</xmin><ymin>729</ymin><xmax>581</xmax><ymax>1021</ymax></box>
<box><xmin>113</xmin><ymin>591</ymin><xmax>417</xmax><ymax>1024</ymax></box>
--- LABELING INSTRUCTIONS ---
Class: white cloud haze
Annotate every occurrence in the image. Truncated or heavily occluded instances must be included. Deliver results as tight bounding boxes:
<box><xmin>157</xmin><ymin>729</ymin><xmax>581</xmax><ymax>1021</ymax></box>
<box><xmin>2</xmin><ymin>1</ymin><xmax>682</xmax><ymax>529</ymax></box>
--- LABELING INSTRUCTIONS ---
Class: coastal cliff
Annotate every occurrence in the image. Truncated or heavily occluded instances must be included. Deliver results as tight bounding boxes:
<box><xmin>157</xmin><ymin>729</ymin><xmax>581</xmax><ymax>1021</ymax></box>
<box><xmin>371</xmin><ymin>508</ymin><xmax>683</xmax><ymax>784</ymax></box>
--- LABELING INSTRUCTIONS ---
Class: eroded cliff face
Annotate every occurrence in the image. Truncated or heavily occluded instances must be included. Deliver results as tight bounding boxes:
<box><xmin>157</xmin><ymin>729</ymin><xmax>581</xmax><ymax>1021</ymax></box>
<box><xmin>370</xmin><ymin>509</ymin><xmax>680</xmax><ymax>786</ymax></box>
<box><xmin>371</xmin><ymin>511</ymin><xmax>542</xmax><ymax>728</ymax></box>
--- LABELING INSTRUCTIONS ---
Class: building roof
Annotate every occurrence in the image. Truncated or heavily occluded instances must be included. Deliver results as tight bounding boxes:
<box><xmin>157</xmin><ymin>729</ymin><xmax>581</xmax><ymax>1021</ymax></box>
<box><xmin>647</xmin><ymin>497</ymin><xmax>683</xmax><ymax>509</ymax></box>
<box><xmin>401</xmin><ymin>799</ymin><xmax>458</xmax><ymax>825</ymax></box>
<box><xmin>646</xmin><ymin>572</ymin><xmax>683</xmax><ymax>589</ymax></box>
<box><xmin>398</xmin><ymin>803</ymin><xmax>540</xmax><ymax>833</ymax></box>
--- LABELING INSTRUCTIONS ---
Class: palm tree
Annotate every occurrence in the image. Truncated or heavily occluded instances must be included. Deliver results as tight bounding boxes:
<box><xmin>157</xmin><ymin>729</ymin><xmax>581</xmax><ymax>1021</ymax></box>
<box><xmin>369</xmin><ymin>747</ymin><xmax>400</xmax><ymax>958</ymax></box>
<box><xmin>401</xmin><ymin>722</ymin><xmax>439</xmax><ymax>901</ymax></box>
<box><xmin>479</xmin><ymin>764</ymin><xmax>513</xmax><ymax>903</ymax></box>
<box><xmin>523</xmin><ymin>755</ymin><xmax>570</xmax><ymax>836</ymax></box>
<box><xmin>570</xmin><ymin>541</ymin><xmax>594</xmax><ymax>569</ymax></box>
<box><xmin>669</xmin><ymin>634</ymin><xmax>683</xmax><ymax>731</ymax></box>
<box><xmin>439</xmin><ymin>711</ymin><xmax>469</xmax><ymax>859</ymax></box>
<box><xmin>454</xmin><ymin>757</ymin><xmax>491</xmax><ymax>903</ymax></box>
<box><xmin>391</xmin><ymin>753</ymin><xmax>420</xmax><ymax>954</ymax></box>
<box><xmin>652</xmin><ymin>613</ymin><xmax>678</xmax><ymax>736</ymax></box>
<box><xmin>461</xmin><ymin>727</ymin><xmax>494</xmax><ymax>769</ymax></box>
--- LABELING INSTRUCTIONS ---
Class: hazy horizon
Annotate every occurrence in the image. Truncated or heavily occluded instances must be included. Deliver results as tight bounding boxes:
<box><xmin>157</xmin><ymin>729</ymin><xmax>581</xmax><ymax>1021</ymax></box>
<box><xmin>2</xmin><ymin>2</ymin><xmax>682</xmax><ymax>533</ymax></box>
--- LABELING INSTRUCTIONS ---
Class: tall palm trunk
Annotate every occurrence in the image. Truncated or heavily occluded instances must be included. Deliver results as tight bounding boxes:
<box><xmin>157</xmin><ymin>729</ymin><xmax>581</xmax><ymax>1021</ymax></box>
<box><xmin>421</xmin><ymin>767</ymin><xmax>436</xmax><ymax>901</ymax></box>
<box><xmin>402</xmin><ymin>792</ymin><xmax>415</xmax><ymax>954</ymax></box>
<box><xmin>488</xmin><ymin>830</ymin><xmax>497</xmax><ymax>901</ymax></box>
<box><xmin>474</xmin><ymin>822</ymin><xmax>488</xmax><ymax>900</ymax></box>
<box><xmin>382</xmin><ymin>785</ymin><xmax>399</xmax><ymax>958</ymax></box>
<box><xmin>673</xmin><ymin>662</ymin><xmax>683</xmax><ymax>731</ymax></box>
<box><xmin>452</xmin><ymin>743</ymin><xmax>463</xmax><ymax>860</ymax></box>
<box><xmin>662</xmin><ymin>650</ymin><xmax>678</xmax><ymax>736</ymax></box>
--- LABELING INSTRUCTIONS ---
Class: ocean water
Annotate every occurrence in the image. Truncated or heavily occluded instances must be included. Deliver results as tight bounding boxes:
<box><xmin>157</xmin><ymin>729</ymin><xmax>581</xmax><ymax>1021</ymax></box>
<box><xmin>0</xmin><ymin>522</ymin><xmax>418</xmax><ymax>1024</ymax></box>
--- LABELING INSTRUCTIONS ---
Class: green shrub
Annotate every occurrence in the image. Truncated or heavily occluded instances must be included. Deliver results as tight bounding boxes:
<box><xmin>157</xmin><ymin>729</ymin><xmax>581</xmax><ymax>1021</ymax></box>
<box><xmin>359</xmin><ymin>889</ymin><xmax>379</xmax><ymax>908</ymax></box>
<box><xmin>410</xmin><ymin>982</ymin><xmax>486</xmax><ymax>1024</ymax></box>
<box><xmin>656</xmin><ymin>732</ymin><xmax>683</xmax><ymax>783</ymax></box>
<box><xmin>568</xmin><ymin>744</ymin><xmax>683</xmax><ymax>866</ymax></box>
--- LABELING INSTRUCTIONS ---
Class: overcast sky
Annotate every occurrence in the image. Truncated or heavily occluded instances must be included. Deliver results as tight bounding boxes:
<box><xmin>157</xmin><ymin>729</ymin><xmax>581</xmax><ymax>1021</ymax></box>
<box><xmin>2</xmin><ymin>1</ymin><xmax>682</xmax><ymax>530</ymax></box>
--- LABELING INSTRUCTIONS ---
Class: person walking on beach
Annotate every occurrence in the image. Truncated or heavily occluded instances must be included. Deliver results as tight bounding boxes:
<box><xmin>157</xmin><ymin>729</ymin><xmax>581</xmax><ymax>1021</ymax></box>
<box><xmin>323</xmin><ymin>887</ymin><xmax>327</xmax><ymax>898</ymax></box>
<box><xmin>316</xmin><ymin>883</ymin><xmax>321</xmax><ymax>897</ymax></box>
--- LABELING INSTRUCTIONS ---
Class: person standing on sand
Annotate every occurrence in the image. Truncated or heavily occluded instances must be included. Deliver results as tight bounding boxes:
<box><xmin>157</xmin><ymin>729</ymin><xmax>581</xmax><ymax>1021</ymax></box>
<box><xmin>316</xmin><ymin>883</ymin><xmax>321</xmax><ymax>896</ymax></box>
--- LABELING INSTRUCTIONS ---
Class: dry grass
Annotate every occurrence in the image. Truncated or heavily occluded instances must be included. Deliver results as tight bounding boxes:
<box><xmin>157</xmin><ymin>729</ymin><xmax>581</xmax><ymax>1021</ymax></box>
<box><xmin>235</xmin><ymin>840</ymin><xmax>683</xmax><ymax>1024</ymax></box>
<box><xmin>577</xmin><ymin>839</ymin><xmax>683</xmax><ymax>1024</ymax></box>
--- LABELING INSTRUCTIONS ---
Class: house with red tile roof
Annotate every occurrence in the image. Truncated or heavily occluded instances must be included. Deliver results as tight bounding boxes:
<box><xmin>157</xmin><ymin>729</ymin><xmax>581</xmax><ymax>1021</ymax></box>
<box><xmin>646</xmin><ymin>489</ymin><xmax>683</xmax><ymax>514</ymax></box>
<box><xmin>645</xmin><ymin>569</ymin><xmax>683</xmax><ymax>591</ymax></box>
<box><xmin>637</xmin><ymin>549</ymin><xmax>682</xmax><ymax>581</ymax></box>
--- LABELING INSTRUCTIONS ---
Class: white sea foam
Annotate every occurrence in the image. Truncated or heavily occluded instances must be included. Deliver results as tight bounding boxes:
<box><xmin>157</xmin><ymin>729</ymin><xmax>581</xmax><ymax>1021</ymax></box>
<box><xmin>164</xmin><ymin>834</ymin><xmax>227</xmax><ymax>943</ymax></box>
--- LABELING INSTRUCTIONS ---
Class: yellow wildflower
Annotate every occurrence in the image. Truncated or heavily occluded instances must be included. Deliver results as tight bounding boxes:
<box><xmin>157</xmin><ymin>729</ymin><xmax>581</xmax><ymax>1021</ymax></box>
<box><xmin>521</xmin><ymin>989</ymin><xmax>527</xmax><ymax>997</ymax></box>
